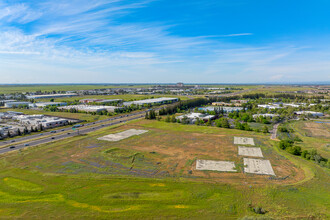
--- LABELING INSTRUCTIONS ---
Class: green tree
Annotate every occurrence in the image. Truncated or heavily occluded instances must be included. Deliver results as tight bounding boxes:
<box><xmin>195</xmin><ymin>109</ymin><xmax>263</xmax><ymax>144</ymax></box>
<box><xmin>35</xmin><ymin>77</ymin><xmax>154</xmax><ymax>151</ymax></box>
<box><xmin>262</xmin><ymin>125</ymin><xmax>269</xmax><ymax>133</ymax></box>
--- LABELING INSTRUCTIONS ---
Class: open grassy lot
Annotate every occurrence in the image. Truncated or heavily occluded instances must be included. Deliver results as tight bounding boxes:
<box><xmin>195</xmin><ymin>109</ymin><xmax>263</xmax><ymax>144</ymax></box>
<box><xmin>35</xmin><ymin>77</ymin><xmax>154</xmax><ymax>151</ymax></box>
<box><xmin>0</xmin><ymin>120</ymin><xmax>328</xmax><ymax>219</ymax></box>
<box><xmin>288</xmin><ymin>120</ymin><xmax>330</xmax><ymax>159</ymax></box>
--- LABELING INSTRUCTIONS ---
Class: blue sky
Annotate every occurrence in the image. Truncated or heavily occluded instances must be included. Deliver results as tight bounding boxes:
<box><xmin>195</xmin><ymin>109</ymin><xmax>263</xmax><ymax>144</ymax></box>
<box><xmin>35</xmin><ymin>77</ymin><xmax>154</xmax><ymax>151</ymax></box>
<box><xmin>0</xmin><ymin>0</ymin><xmax>330</xmax><ymax>83</ymax></box>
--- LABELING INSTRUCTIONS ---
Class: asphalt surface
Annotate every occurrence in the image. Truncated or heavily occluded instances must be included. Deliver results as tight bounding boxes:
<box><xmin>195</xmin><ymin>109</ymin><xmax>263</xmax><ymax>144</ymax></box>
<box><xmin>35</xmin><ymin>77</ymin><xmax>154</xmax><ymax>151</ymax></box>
<box><xmin>0</xmin><ymin>111</ymin><xmax>146</xmax><ymax>155</ymax></box>
<box><xmin>271</xmin><ymin>123</ymin><xmax>280</xmax><ymax>140</ymax></box>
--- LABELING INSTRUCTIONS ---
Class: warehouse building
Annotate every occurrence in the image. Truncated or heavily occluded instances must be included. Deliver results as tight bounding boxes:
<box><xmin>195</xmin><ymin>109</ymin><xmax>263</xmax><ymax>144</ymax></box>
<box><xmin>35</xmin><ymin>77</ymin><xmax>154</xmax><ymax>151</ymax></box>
<box><xmin>34</xmin><ymin>102</ymin><xmax>67</xmax><ymax>108</ymax></box>
<box><xmin>26</xmin><ymin>93</ymin><xmax>77</xmax><ymax>99</ymax></box>
<box><xmin>4</xmin><ymin>101</ymin><xmax>32</xmax><ymax>108</ymax></box>
<box><xmin>294</xmin><ymin>111</ymin><xmax>324</xmax><ymax>117</ymax></box>
<box><xmin>58</xmin><ymin>105</ymin><xmax>123</xmax><ymax>113</ymax></box>
<box><xmin>12</xmin><ymin>114</ymin><xmax>69</xmax><ymax>128</ymax></box>
<box><xmin>79</xmin><ymin>99</ymin><xmax>123</xmax><ymax>104</ymax></box>
<box><xmin>123</xmin><ymin>97</ymin><xmax>178</xmax><ymax>106</ymax></box>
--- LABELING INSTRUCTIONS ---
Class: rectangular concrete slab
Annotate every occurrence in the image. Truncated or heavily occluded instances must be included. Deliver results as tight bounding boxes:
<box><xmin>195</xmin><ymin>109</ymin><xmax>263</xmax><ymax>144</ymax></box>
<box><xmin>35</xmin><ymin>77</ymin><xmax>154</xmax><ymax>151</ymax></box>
<box><xmin>234</xmin><ymin>137</ymin><xmax>255</xmax><ymax>146</ymax></box>
<box><xmin>98</xmin><ymin>129</ymin><xmax>148</xmax><ymax>142</ymax></box>
<box><xmin>196</xmin><ymin>159</ymin><xmax>236</xmax><ymax>172</ymax></box>
<box><xmin>243</xmin><ymin>158</ymin><xmax>275</xmax><ymax>175</ymax></box>
<box><xmin>238</xmin><ymin>146</ymin><xmax>263</xmax><ymax>157</ymax></box>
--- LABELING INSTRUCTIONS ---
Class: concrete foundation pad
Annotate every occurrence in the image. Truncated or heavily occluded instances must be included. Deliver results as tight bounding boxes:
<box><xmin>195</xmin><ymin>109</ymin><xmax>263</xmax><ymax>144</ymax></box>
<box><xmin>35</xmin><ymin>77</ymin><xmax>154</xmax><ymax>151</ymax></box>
<box><xmin>196</xmin><ymin>159</ymin><xmax>236</xmax><ymax>172</ymax></box>
<box><xmin>243</xmin><ymin>158</ymin><xmax>275</xmax><ymax>175</ymax></box>
<box><xmin>238</xmin><ymin>146</ymin><xmax>263</xmax><ymax>157</ymax></box>
<box><xmin>234</xmin><ymin>137</ymin><xmax>255</xmax><ymax>145</ymax></box>
<box><xmin>98</xmin><ymin>129</ymin><xmax>148</xmax><ymax>142</ymax></box>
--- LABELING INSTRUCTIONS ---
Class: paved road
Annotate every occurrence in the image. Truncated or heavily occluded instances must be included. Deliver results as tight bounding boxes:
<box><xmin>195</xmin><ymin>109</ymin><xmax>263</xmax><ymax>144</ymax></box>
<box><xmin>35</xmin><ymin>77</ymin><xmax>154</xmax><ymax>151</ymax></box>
<box><xmin>271</xmin><ymin>123</ymin><xmax>280</xmax><ymax>140</ymax></box>
<box><xmin>0</xmin><ymin>112</ymin><xmax>146</xmax><ymax>155</ymax></box>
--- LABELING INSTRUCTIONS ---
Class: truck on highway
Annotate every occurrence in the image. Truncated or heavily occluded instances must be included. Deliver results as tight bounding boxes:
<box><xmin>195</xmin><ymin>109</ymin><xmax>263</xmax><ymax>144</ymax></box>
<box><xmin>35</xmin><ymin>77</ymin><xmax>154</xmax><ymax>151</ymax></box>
<box><xmin>72</xmin><ymin>124</ymin><xmax>83</xmax><ymax>129</ymax></box>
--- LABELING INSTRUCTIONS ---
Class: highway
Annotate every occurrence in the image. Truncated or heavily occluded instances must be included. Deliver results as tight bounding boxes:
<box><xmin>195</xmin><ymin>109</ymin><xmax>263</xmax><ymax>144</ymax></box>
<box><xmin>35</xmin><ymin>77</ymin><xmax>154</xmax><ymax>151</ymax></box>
<box><xmin>0</xmin><ymin>111</ymin><xmax>146</xmax><ymax>155</ymax></box>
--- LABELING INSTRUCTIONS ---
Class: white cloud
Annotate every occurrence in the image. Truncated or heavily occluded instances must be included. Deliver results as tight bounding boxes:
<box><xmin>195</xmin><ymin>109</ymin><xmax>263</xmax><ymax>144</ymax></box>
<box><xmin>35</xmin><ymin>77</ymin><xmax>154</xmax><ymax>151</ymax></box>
<box><xmin>0</xmin><ymin>0</ymin><xmax>329</xmax><ymax>83</ymax></box>
<box><xmin>220</xmin><ymin>33</ymin><xmax>253</xmax><ymax>37</ymax></box>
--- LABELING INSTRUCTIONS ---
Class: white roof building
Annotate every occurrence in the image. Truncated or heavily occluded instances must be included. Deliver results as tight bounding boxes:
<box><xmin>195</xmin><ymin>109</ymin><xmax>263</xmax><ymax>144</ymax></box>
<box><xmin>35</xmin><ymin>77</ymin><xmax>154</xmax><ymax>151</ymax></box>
<box><xmin>294</xmin><ymin>111</ymin><xmax>324</xmax><ymax>117</ymax></box>
<box><xmin>4</xmin><ymin>102</ymin><xmax>32</xmax><ymax>108</ymax></box>
<box><xmin>253</xmin><ymin>114</ymin><xmax>279</xmax><ymax>118</ymax></box>
<box><xmin>123</xmin><ymin>97</ymin><xmax>178</xmax><ymax>106</ymax></box>
<box><xmin>35</xmin><ymin>102</ymin><xmax>67</xmax><ymax>107</ymax></box>
<box><xmin>58</xmin><ymin>105</ymin><xmax>122</xmax><ymax>113</ymax></box>
<box><xmin>12</xmin><ymin>114</ymin><xmax>69</xmax><ymax>128</ymax></box>
<box><xmin>26</xmin><ymin>93</ymin><xmax>77</xmax><ymax>99</ymax></box>
<box><xmin>257</xmin><ymin>104</ymin><xmax>283</xmax><ymax>109</ymax></box>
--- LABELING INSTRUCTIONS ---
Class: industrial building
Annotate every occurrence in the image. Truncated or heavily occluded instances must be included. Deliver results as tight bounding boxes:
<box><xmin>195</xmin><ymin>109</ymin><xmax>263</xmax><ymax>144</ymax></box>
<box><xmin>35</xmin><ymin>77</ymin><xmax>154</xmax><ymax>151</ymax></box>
<box><xmin>58</xmin><ymin>105</ymin><xmax>123</xmax><ymax>113</ymax></box>
<box><xmin>26</xmin><ymin>93</ymin><xmax>77</xmax><ymax>99</ymax></box>
<box><xmin>4</xmin><ymin>101</ymin><xmax>32</xmax><ymax>108</ymax></box>
<box><xmin>34</xmin><ymin>102</ymin><xmax>67</xmax><ymax>108</ymax></box>
<box><xmin>294</xmin><ymin>111</ymin><xmax>324</xmax><ymax>117</ymax></box>
<box><xmin>123</xmin><ymin>97</ymin><xmax>178</xmax><ymax>106</ymax></box>
<box><xmin>13</xmin><ymin>114</ymin><xmax>69</xmax><ymax>128</ymax></box>
<box><xmin>79</xmin><ymin>99</ymin><xmax>122</xmax><ymax>104</ymax></box>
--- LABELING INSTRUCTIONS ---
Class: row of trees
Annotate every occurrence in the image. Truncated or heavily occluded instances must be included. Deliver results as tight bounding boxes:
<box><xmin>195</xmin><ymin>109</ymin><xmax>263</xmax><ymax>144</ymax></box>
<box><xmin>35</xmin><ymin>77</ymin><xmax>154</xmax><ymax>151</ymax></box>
<box><xmin>159</xmin><ymin>98</ymin><xmax>217</xmax><ymax>116</ymax></box>
<box><xmin>279</xmin><ymin>140</ymin><xmax>329</xmax><ymax>168</ymax></box>
<box><xmin>145</xmin><ymin>110</ymin><xmax>157</xmax><ymax>120</ymax></box>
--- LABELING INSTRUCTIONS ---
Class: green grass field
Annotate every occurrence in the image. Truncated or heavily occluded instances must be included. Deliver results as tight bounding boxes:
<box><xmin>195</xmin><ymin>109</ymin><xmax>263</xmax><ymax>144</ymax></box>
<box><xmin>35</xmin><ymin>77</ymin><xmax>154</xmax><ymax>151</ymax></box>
<box><xmin>0</xmin><ymin>120</ymin><xmax>328</xmax><ymax>219</ymax></box>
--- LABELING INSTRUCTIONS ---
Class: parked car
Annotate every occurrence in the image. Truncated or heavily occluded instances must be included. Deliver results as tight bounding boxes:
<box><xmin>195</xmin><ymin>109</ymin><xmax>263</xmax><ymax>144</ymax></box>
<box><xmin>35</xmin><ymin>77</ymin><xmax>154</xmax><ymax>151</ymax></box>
<box><xmin>24</xmin><ymin>144</ymin><xmax>29</xmax><ymax>146</ymax></box>
<box><xmin>9</xmin><ymin>146</ymin><xmax>15</xmax><ymax>149</ymax></box>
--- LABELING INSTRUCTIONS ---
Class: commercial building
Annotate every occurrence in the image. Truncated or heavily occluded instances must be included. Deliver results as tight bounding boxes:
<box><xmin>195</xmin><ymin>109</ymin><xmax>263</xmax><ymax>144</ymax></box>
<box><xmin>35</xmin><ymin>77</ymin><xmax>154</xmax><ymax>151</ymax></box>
<box><xmin>123</xmin><ymin>97</ymin><xmax>178</xmax><ymax>106</ymax></box>
<box><xmin>26</xmin><ymin>93</ymin><xmax>77</xmax><ymax>99</ymax></box>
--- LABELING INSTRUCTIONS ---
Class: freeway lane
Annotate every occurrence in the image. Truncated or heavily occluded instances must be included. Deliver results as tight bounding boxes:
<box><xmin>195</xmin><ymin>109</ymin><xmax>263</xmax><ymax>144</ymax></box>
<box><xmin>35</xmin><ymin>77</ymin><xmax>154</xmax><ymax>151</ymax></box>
<box><xmin>0</xmin><ymin>114</ymin><xmax>145</xmax><ymax>155</ymax></box>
